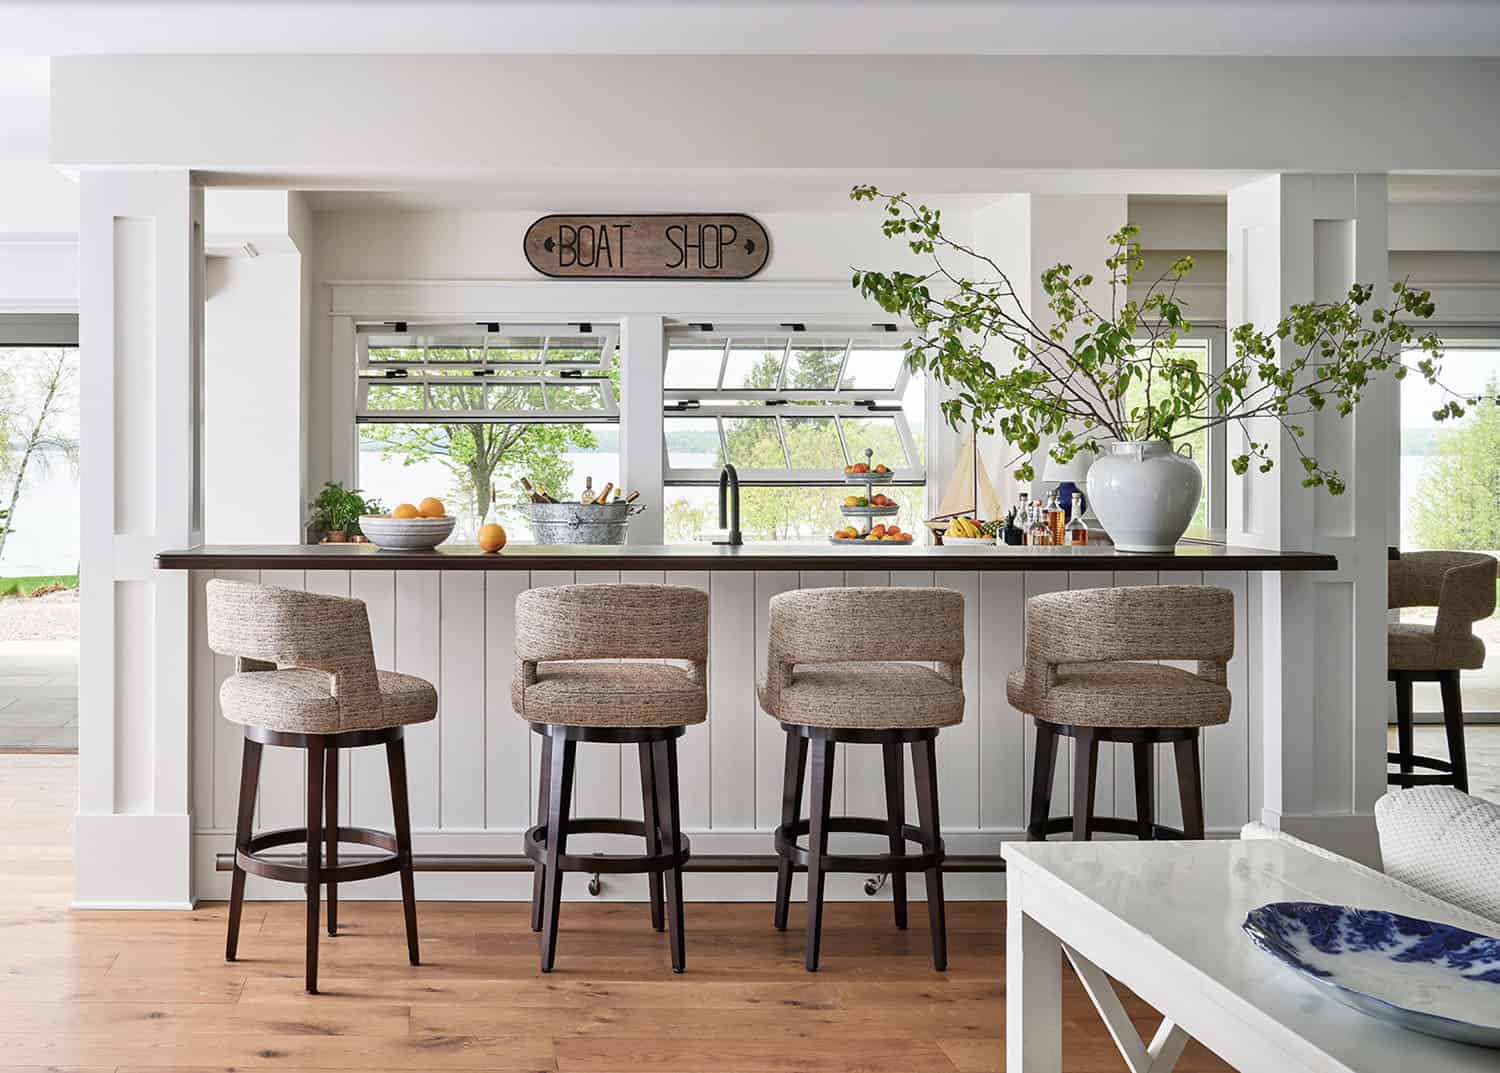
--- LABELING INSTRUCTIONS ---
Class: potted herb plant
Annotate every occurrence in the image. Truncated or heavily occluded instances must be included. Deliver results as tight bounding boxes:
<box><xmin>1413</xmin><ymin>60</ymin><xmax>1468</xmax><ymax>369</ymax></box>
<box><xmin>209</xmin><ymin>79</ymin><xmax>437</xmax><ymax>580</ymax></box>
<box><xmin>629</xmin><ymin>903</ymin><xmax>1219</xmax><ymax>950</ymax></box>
<box><xmin>308</xmin><ymin>481</ymin><xmax>383</xmax><ymax>543</ymax></box>
<box><xmin>849</xmin><ymin>186</ymin><xmax>1457</xmax><ymax>550</ymax></box>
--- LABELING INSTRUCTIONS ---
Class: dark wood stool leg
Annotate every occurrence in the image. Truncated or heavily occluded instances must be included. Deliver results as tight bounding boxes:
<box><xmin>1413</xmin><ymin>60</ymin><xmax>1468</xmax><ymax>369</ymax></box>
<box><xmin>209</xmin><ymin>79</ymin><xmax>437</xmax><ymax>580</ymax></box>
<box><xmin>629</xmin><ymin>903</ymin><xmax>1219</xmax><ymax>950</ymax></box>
<box><xmin>225</xmin><ymin>737</ymin><xmax>262</xmax><ymax>962</ymax></box>
<box><xmin>539</xmin><ymin>735</ymin><xmax>577</xmax><ymax>973</ymax></box>
<box><xmin>882</xmin><ymin>741</ymin><xmax>908</xmax><ymax>930</ymax></box>
<box><xmin>325</xmin><ymin>745</ymin><xmax>339</xmax><ymax>936</ymax></box>
<box><xmin>304</xmin><ymin>738</ymin><xmax>325</xmax><ymax>994</ymax></box>
<box><xmin>530</xmin><ymin>732</ymin><xmax>552</xmax><ymax>933</ymax></box>
<box><xmin>1132</xmin><ymin>741</ymin><xmax>1155</xmax><ymax>841</ymax></box>
<box><xmin>1174</xmin><ymin>734</ymin><xmax>1205</xmax><ymax>839</ymax></box>
<box><xmin>638</xmin><ymin>740</ymin><xmax>665</xmax><ymax>933</ymax></box>
<box><xmin>912</xmin><ymin>737</ymin><xmax>947</xmax><ymax>972</ymax></box>
<box><xmin>1394</xmin><ymin>673</ymin><xmax>1415</xmax><ymax>778</ymax></box>
<box><xmin>387</xmin><ymin>734</ymin><xmax>420</xmax><ymax>966</ymax></box>
<box><xmin>773</xmin><ymin>729</ymin><xmax>808</xmax><ymax>931</ymax></box>
<box><xmin>1071</xmin><ymin>728</ymin><xmax>1099</xmax><ymax>842</ymax></box>
<box><xmin>653</xmin><ymin>736</ymin><xmax>687</xmax><ymax>973</ymax></box>
<box><xmin>1439</xmin><ymin>669</ymin><xmax>1470</xmax><ymax>793</ymax></box>
<box><xmin>1027</xmin><ymin>721</ymin><xmax>1059</xmax><ymax>840</ymax></box>
<box><xmin>804</xmin><ymin>738</ymin><xmax>837</xmax><ymax>972</ymax></box>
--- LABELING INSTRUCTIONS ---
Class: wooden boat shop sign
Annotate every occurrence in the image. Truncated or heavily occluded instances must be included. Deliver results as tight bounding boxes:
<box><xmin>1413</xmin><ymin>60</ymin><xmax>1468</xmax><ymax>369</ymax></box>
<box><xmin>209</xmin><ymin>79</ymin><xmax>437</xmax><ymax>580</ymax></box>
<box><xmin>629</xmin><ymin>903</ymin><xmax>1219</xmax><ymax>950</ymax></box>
<box><xmin>524</xmin><ymin>213</ymin><xmax>770</xmax><ymax>280</ymax></box>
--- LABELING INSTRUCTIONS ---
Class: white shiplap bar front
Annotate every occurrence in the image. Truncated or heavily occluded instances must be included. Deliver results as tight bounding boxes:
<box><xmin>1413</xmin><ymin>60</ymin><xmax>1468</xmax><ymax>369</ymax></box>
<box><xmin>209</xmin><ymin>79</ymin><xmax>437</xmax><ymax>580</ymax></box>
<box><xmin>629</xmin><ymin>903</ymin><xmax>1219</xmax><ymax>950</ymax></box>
<box><xmin>186</xmin><ymin>563</ymin><xmax>1254</xmax><ymax>902</ymax></box>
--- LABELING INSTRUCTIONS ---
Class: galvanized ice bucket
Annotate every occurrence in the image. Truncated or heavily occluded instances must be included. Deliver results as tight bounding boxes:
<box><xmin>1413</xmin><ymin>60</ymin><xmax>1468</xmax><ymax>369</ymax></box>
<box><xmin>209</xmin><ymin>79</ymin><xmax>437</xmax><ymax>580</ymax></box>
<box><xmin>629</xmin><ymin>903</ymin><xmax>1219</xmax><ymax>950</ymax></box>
<box><xmin>524</xmin><ymin>500</ymin><xmax>644</xmax><ymax>545</ymax></box>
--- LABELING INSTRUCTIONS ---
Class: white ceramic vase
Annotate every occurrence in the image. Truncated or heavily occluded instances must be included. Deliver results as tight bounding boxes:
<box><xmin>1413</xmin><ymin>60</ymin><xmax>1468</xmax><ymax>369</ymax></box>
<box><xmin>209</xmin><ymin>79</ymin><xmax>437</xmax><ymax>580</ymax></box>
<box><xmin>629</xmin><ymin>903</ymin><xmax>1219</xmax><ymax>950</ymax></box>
<box><xmin>1085</xmin><ymin>441</ymin><xmax>1202</xmax><ymax>553</ymax></box>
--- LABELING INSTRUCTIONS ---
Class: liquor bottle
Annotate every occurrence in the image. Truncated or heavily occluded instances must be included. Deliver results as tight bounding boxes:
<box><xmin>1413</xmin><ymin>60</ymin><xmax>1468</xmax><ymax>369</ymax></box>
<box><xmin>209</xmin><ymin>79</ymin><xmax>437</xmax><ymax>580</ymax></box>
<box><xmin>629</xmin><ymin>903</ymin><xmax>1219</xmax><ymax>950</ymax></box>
<box><xmin>1029</xmin><ymin>502</ymin><xmax>1051</xmax><ymax>546</ymax></box>
<box><xmin>483</xmin><ymin>485</ymin><xmax>501</xmax><ymax>526</ymax></box>
<box><xmin>593</xmin><ymin>482</ymin><xmax>613</xmax><ymax>506</ymax></box>
<box><xmin>579</xmin><ymin>476</ymin><xmax>595</xmax><ymax>504</ymax></box>
<box><xmin>1065</xmin><ymin>492</ymin><xmax>1089</xmax><ymax>546</ymax></box>
<box><xmin>1046</xmin><ymin>489</ymin><xmax>1066</xmax><ymax>546</ymax></box>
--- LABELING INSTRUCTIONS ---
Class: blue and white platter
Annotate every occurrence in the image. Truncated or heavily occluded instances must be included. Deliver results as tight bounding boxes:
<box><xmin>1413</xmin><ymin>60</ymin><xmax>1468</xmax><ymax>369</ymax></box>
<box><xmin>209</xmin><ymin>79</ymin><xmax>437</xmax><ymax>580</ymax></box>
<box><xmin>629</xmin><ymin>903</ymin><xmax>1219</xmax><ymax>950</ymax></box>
<box><xmin>1243</xmin><ymin>901</ymin><xmax>1500</xmax><ymax>1048</ymax></box>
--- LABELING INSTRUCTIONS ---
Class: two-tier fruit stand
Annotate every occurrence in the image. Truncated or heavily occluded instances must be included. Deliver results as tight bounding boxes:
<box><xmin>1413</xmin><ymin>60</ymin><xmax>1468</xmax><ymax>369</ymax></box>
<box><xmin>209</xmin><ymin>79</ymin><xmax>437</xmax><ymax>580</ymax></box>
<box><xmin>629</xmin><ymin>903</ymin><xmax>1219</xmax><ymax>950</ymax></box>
<box><xmin>830</xmin><ymin>448</ymin><xmax>914</xmax><ymax>544</ymax></box>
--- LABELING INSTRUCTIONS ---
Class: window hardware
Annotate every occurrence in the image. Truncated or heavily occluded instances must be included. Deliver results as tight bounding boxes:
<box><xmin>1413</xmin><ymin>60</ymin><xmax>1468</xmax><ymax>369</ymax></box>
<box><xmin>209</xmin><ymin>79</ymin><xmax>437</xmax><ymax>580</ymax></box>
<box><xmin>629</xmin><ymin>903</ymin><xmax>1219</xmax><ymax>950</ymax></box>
<box><xmin>383</xmin><ymin>369</ymin><xmax>410</xmax><ymax>379</ymax></box>
<box><xmin>875</xmin><ymin>323</ymin><xmax>898</xmax><ymax>332</ymax></box>
<box><xmin>665</xmin><ymin>400</ymin><xmax>702</xmax><ymax>411</ymax></box>
<box><xmin>557</xmin><ymin>368</ymin><xmax>584</xmax><ymax>379</ymax></box>
<box><xmin>480</xmin><ymin>322</ymin><xmax>500</xmax><ymax>333</ymax></box>
<box><xmin>575</xmin><ymin>322</ymin><xmax>593</xmax><ymax>334</ymax></box>
<box><xmin>779</xmin><ymin>322</ymin><xmax>807</xmax><ymax>332</ymax></box>
<box><xmin>389</xmin><ymin>321</ymin><xmax>408</xmax><ymax>333</ymax></box>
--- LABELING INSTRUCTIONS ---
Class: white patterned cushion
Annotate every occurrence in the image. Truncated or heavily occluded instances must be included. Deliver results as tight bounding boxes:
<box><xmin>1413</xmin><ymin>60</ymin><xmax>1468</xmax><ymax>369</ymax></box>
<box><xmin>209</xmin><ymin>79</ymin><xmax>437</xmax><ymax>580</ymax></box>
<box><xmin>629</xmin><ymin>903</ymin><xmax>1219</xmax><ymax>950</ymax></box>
<box><xmin>1375</xmin><ymin>788</ymin><xmax>1500</xmax><ymax>925</ymax></box>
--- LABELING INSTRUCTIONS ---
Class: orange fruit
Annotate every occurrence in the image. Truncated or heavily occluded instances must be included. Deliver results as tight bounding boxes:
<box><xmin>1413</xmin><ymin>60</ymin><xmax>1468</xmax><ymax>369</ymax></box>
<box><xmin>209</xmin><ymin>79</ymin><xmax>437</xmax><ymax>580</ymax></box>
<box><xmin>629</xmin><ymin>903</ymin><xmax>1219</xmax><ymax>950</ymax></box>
<box><xmin>392</xmin><ymin>503</ymin><xmax>420</xmax><ymax>519</ymax></box>
<box><xmin>478</xmin><ymin>522</ymin><xmax>507</xmax><ymax>553</ymax></box>
<box><xmin>418</xmin><ymin>496</ymin><xmax>446</xmax><ymax>518</ymax></box>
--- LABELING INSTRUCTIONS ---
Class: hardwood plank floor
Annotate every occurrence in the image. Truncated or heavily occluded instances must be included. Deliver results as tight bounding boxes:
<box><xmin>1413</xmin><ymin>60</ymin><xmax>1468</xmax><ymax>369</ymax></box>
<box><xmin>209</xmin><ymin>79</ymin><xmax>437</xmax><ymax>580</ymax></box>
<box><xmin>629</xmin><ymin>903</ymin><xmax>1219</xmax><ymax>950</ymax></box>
<box><xmin>0</xmin><ymin>756</ymin><xmax>1233</xmax><ymax>1072</ymax></box>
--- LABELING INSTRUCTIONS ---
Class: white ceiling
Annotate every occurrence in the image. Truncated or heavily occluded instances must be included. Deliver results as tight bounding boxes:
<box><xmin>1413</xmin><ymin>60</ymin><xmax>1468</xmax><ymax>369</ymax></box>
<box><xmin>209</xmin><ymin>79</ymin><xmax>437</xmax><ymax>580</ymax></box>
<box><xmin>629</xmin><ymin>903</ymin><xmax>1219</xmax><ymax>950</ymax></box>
<box><xmin>3</xmin><ymin>1</ymin><xmax>1499</xmax><ymax>57</ymax></box>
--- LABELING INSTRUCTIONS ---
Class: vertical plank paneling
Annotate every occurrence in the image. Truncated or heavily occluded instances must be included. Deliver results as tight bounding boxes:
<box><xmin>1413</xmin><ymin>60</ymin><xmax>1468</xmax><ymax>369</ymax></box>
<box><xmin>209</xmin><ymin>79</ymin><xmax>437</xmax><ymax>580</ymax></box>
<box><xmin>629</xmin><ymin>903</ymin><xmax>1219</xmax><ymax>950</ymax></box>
<box><xmin>664</xmin><ymin>570</ymin><xmax>711</xmax><ymax>828</ymax></box>
<box><xmin>573</xmin><ymin>570</ymin><xmax>624</xmax><ymax>820</ymax></box>
<box><xmin>349</xmin><ymin>571</ymin><xmax>396</xmax><ymax>830</ymax></box>
<box><xmin>842</xmin><ymin>570</ymin><xmax>891</xmax><ymax>821</ymax></box>
<box><xmin>485</xmin><ymin>571</ymin><xmax>532</xmax><ymax>830</ymax></box>
<box><xmin>1155</xmin><ymin>569</ymin><xmax>1204</xmax><ymax>832</ymax></box>
<box><xmin>618</xmin><ymin>570</ymin><xmax>667</xmax><ymax>823</ymax></box>
<box><xmin>753</xmin><ymin>570</ymin><xmax>801</xmax><ymax>830</ymax></box>
<box><xmin>303</xmin><ymin>570</ymin><xmax>353</xmax><ymax>819</ymax></box>
<box><xmin>932</xmin><ymin>571</ymin><xmax>980</xmax><ymax>830</ymax></box>
<box><xmin>211</xmin><ymin>569</ymin><xmax>259</xmax><ymax>830</ymax></box>
<box><xmin>1022</xmin><ymin>572</ymin><xmax>1070</xmax><ymax>820</ymax></box>
<box><xmin>439</xmin><ymin>572</ymin><xmax>486</xmax><ymax>829</ymax></box>
<box><xmin>1109</xmin><ymin>570</ymin><xmax>1159</xmax><ymax>828</ymax></box>
<box><xmin>189</xmin><ymin>571</ymin><xmax>214</xmax><ymax>826</ymax></box>
<box><xmin>256</xmin><ymin>569</ymin><xmax>307</xmax><ymax>832</ymax></box>
<box><xmin>1203</xmin><ymin>570</ymin><xmax>1251</xmax><ymax>832</ymax></box>
<box><xmin>709</xmin><ymin>570</ymin><xmax>757</xmax><ymax>830</ymax></box>
<box><xmin>527</xmin><ymin>570</ymin><xmax>576</xmax><ymax>823</ymax></box>
<box><xmin>978</xmin><ymin>572</ymin><xmax>1025</xmax><ymax>831</ymax></box>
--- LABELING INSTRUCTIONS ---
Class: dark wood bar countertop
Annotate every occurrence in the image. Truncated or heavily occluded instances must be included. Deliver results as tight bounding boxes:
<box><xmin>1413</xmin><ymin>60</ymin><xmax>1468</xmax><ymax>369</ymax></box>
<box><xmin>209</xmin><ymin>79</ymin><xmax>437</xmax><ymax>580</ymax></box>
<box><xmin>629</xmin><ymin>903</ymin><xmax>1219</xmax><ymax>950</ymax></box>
<box><xmin>156</xmin><ymin>541</ymin><xmax>1337</xmax><ymax>572</ymax></box>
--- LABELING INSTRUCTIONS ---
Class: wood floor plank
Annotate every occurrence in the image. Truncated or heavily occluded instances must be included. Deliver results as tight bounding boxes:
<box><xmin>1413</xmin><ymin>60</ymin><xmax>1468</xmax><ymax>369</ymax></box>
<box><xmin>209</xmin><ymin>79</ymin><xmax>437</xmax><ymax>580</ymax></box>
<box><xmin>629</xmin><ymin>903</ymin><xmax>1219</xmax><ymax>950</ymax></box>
<box><xmin>0</xmin><ymin>755</ymin><xmax>1232</xmax><ymax>1073</ymax></box>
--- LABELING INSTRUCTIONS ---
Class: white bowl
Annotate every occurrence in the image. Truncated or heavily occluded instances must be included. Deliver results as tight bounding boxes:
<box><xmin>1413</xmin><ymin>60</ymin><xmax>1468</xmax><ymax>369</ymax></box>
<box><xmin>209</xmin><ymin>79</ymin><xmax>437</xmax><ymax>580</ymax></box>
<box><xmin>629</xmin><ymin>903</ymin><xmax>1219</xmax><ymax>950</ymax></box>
<box><xmin>942</xmin><ymin>534</ymin><xmax>996</xmax><ymax>546</ymax></box>
<box><xmin>359</xmin><ymin>514</ymin><xmax>456</xmax><ymax>550</ymax></box>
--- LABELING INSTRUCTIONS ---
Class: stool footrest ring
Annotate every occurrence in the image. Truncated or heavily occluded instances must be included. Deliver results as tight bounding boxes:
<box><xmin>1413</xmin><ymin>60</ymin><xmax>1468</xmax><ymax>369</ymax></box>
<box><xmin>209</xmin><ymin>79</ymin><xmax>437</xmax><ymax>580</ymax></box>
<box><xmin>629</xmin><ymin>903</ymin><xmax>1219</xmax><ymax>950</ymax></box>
<box><xmin>774</xmin><ymin>816</ymin><xmax>943</xmax><ymax>873</ymax></box>
<box><xmin>237</xmin><ymin>826</ymin><xmax>404</xmax><ymax>885</ymax></box>
<box><xmin>523</xmin><ymin>818</ymin><xmax>690</xmax><ymax>875</ymax></box>
<box><xmin>1025</xmin><ymin>816</ymin><xmax>1187</xmax><ymax>841</ymax></box>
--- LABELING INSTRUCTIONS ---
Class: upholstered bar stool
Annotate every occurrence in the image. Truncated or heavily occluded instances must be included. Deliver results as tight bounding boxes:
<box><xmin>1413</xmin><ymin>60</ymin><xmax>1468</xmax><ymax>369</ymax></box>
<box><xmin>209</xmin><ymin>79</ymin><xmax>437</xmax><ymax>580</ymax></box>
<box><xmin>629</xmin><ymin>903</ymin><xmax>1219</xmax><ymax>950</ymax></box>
<box><xmin>1007</xmin><ymin>586</ymin><xmax>1233</xmax><ymax>842</ymax></box>
<box><xmin>512</xmin><ymin>583</ymin><xmax>708</xmax><ymax>974</ymax></box>
<box><xmin>1388</xmin><ymin>550</ymin><xmax>1497</xmax><ymax>793</ymax></box>
<box><xmin>205</xmin><ymin>580</ymin><xmax>437</xmax><ymax>994</ymax></box>
<box><xmin>759</xmin><ymin>587</ymin><xmax>965</xmax><ymax>972</ymax></box>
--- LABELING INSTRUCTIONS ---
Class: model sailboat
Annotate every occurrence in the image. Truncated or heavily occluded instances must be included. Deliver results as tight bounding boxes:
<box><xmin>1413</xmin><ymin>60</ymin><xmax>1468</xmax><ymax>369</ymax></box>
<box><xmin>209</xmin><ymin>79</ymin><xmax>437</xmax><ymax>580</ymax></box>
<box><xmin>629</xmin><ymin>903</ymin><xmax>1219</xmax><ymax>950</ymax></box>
<box><xmin>926</xmin><ymin>430</ymin><xmax>1002</xmax><ymax>542</ymax></box>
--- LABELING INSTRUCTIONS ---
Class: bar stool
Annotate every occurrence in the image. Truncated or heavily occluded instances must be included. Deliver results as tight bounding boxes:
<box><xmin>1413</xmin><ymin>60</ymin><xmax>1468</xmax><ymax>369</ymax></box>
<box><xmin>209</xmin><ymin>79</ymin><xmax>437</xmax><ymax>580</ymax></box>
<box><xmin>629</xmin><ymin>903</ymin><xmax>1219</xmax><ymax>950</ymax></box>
<box><xmin>1388</xmin><ymin>550</ymin><xmax>1496</xmax><ymax>793</ymax></box>
<box><xmin>512</xmin><ymin>583</ymin><xmax>708</xmax><ymax>974</ymax></box>
<box><xmin>206</xmin><ymin>580</ymin><xmax>436</xmax><ymax>994</ymax></box>
<box><xmin>1007</xmin><ymin>586</ymin><xmax>1233</xmax><ymax>842</ymax></box>
<box><xmin>759</xmin><ymin>587</ymin><xmax>965</xmax><ymax>972</ymax></box>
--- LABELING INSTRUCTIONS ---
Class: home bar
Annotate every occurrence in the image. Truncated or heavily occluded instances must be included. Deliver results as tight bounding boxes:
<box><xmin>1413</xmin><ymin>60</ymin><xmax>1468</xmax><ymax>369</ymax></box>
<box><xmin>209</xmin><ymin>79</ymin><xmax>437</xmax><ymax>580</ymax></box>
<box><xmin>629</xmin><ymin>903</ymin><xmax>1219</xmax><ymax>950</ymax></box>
<box><xmin>10</xmin><ymin>17</ymin><xmax>1500</xmax><ymax>1072</ymax></box>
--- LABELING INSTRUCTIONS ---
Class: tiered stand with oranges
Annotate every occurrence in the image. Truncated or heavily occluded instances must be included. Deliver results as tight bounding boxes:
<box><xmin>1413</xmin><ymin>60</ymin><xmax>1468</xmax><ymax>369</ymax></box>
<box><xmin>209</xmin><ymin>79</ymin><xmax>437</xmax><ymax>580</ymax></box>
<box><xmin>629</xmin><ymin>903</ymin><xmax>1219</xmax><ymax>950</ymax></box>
<box><xmin>830</xmin><ymin>448</ymin><xmax>914</xmax><ymax>545</ymax></box>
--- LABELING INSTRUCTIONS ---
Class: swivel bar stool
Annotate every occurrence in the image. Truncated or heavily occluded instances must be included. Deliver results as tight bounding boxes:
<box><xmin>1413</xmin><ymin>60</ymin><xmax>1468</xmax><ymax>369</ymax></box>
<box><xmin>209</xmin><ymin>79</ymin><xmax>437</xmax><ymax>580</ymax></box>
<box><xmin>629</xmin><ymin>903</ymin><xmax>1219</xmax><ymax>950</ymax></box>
<box><xmin>512</xmin><ymin>583</ymin><xmax>708</xmax><ymax>974</ymax></box>
<box><xmin>759</xmin><ymin>587</ymin><xmax>965</xmax><ymax>972</ymax></box>
<box><xmin>206</xmin><ymin>579</ymin><xmax>437</xmax><ymax>994</ymax></box>
<box><xmin>1388</xmin><ymin>550</ymin><xmax>1497</xmax><ymax>793</ymax></box>
<box><xmin>1008</xmin><ymin>585</ymin><xmax>1234</xmax><ymax>842</ymax></box>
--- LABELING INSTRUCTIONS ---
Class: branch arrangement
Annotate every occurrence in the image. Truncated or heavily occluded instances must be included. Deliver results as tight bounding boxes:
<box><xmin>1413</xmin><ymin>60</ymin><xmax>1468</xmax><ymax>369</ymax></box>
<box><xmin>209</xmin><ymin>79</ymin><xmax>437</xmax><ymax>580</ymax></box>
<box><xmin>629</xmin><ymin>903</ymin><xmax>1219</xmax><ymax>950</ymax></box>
<box><xmin>849</xmin><ymin>185</ymin><xmax>1454</xmax><ymax>493</ymax></box>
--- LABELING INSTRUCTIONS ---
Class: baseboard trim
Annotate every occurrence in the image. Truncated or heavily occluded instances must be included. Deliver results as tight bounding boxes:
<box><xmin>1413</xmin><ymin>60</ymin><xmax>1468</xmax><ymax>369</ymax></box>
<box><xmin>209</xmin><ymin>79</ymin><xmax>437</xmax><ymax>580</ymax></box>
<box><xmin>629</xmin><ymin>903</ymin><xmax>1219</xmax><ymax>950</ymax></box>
<box><xmin>74</xmin><ymin>811</ymin><xmax>195</xmax><ymax>909</ymax></box>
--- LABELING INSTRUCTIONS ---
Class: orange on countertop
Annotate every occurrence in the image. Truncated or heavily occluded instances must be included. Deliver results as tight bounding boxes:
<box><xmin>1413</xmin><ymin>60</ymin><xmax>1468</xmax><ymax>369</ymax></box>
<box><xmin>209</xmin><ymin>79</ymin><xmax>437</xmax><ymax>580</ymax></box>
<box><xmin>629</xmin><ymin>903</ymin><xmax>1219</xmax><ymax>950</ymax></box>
<box><xmin>478</xmin><ymin>522</ymin><xmax>507</xmax><ymax>553</ymax></box>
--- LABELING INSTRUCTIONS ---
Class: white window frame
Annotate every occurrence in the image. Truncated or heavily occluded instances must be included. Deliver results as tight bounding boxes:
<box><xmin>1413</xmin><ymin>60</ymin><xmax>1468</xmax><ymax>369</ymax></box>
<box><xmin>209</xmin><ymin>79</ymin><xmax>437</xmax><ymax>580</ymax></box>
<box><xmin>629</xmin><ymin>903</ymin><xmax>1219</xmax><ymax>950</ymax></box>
<box><xmin>1131</xmin><ymin>324</ymin><xmax>1227</xmax><ymax>532</ymax></box>
<box><xmin>354</xmin><ymin>321</ymin><xmax>619</xmax><ymax>425</ymax></box>
<box><xmin>661</xmin><ymin>322</ymin><xmax>925</xmax><ymax>486</ymax></box>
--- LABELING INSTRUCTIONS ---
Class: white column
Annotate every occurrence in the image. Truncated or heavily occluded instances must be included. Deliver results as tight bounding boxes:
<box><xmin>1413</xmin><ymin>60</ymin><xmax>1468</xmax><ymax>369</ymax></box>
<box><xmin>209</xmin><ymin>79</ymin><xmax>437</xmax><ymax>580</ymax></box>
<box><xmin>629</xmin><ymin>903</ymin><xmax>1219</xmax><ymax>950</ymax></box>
<box><xmin>1227</xmin><ymin>174</ymin><xmax>1390</xmax><ymax>863</ymax></box>
<box><xmin>620</xmin><ymin>314</ymin><xmax>665</xmax><ymax>543</ymax></box>
<box><xmin>76</xmin><ymin>169</ymin><xmax>203</xmax><ymax>908</ymax></box>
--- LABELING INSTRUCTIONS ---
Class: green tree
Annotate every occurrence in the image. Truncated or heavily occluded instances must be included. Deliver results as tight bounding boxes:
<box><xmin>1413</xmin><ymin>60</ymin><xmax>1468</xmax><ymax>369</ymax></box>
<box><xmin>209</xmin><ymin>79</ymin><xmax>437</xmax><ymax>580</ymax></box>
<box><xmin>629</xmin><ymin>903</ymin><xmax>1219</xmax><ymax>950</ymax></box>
<box><xmin>1409</xmin><ymin>380</ymin><xmax>1500</xmax><ymax>550</ymax></box>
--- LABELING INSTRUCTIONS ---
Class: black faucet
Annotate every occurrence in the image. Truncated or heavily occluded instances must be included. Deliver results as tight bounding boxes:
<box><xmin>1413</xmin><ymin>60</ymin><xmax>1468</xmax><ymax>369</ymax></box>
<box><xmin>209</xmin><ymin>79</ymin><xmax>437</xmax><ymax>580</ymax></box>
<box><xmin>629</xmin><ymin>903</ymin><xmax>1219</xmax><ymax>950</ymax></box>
<box><xmin>716</xmin><ymin>464</ymin><xmax>742</xmax><ymax>546</ymax></box>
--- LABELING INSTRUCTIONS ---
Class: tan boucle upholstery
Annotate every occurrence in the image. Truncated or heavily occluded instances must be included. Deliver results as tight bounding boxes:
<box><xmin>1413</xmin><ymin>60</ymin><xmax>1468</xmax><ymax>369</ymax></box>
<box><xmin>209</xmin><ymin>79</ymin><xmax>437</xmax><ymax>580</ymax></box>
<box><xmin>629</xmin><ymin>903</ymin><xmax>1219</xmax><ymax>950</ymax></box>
<box><xmin>207</xmin><ymin>579</ymin><xmax>437</xmax><ymax>734</ymax></box>
<box><xmin>511</xmin><ymin>584</ymin><xmax>708</xmax><ymax>728</ymax></box>
<box><xmin>1007</xmin><ymin>586</ymin><xmax>1234</xmax><ymax>729</ymax></box>
<box><xmin>758</xmin><ymin>588</ymin><xmax>965</xmax><ymax>730</ymax></box>
<box><xmin>1388</xmin><ymin>551</ymin><xmax>1496</xmax><ymax>671</ymax></box>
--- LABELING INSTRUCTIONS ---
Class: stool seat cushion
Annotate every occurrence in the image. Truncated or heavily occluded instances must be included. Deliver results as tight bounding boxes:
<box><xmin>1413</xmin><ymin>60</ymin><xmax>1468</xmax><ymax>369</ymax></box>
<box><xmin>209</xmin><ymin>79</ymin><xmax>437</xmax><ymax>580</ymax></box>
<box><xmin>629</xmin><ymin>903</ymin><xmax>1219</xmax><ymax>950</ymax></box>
<box><xmin>1006</xmin><ymin>662</ymin><xmax>1230</xmax><ymax>729</ymax></box>
<box><xmin>513</xmin><ymin>661</ymin><xmax>707</xmax><ymax>728</ymax></box>
<box><xmin>758</xmin><ymin>661</ymin><xmax>964</xmax><ymax>729</ymax></box>
<box><xmin>1388</xmin><ymin>622</ymin><xmax>1485</xmax><ymax>671</ymax></box>
<box><xmin>220</xmin><ymin>667</ymin><xmax>437</xmax><ymax>734</ymax></box>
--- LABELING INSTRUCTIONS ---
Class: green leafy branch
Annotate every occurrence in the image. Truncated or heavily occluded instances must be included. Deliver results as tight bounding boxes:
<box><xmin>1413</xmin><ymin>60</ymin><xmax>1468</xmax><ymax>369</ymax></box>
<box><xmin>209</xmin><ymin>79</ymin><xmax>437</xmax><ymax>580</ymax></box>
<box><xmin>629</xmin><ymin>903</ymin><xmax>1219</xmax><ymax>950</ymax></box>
<box><xmin>849</xmin><ymin>185</ymin><xmax>1455</xmax><ymax>492</ymax></box>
